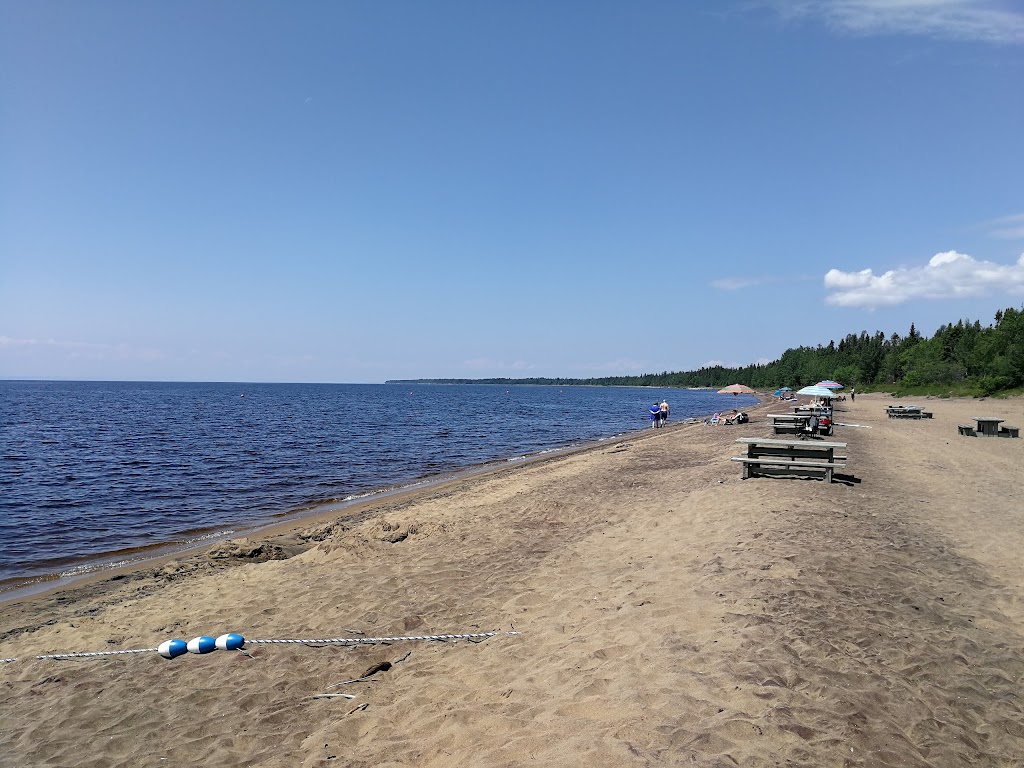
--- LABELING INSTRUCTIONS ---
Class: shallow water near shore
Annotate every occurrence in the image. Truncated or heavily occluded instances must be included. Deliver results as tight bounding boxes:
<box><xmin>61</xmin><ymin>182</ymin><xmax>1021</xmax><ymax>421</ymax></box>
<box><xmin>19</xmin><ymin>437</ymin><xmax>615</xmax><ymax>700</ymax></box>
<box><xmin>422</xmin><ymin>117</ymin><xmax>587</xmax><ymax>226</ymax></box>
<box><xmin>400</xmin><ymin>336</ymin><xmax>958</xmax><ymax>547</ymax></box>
<box><xmin>0</xmin><ymin>380</ymin><xmax>754</xmax><ymax>594</ymax></box>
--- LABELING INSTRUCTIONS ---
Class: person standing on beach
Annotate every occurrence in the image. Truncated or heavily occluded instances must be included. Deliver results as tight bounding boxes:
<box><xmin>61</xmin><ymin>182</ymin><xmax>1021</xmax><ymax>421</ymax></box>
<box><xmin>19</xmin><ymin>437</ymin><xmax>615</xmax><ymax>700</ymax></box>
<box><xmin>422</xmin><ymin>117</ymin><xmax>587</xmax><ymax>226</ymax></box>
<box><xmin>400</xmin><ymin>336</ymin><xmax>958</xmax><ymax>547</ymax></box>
<box><xmin>660</xmin><ymin>399</ymin><xmax>670</xmax><ymax>426</ymax></box>
<box><xmin>650</xmin><ymin>402</ymin><xmax>662</xmax><ymax>428</ymax></box>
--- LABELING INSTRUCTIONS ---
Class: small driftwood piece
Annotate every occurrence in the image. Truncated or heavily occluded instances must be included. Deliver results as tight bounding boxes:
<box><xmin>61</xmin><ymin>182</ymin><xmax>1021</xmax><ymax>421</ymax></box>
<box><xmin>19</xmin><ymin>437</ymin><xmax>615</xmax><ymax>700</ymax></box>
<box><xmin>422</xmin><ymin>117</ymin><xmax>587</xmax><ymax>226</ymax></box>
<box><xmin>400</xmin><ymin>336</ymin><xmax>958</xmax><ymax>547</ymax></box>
<box><xmin>329</xmin><ymin>660</ymin><xmax>396</xmax><ymax>688</ymax></box>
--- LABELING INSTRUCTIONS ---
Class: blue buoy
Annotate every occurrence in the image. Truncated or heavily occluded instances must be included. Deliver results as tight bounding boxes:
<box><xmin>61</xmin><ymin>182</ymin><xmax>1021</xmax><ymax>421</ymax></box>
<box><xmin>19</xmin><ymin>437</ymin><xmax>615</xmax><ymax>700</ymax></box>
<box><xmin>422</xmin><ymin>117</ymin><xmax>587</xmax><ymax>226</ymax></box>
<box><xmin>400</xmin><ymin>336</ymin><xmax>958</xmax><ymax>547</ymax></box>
<box><xmin>158</xmin><ymin>639</ymin><xmax>188</xmax><ymax>659</ymax></box>
<box><xmin>215</xmin><ymin>633</ymin><xmax>245</xmax><ymax>651</ymax></box>
<box><xmin>186</xmin><ymin>636</ymin><xmax>217</xmax><ymax>654</ymax></box>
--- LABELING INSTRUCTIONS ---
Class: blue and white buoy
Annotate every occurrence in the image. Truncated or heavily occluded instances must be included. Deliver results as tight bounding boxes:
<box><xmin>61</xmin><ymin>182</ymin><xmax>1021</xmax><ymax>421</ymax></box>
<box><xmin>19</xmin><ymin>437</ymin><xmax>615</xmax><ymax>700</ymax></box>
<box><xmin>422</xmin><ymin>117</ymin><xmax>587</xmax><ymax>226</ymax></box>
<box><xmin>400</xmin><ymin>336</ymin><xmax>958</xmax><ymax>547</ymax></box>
<box><xmin>186</xmin><ymin>636</ymin><xmax>217</xmax><ymax>654</ymax></box>
<box><xmin>158</xmin><ymin>639</ymin><xmax>188</xmax><ymax>659</ymax></box>
<box><xmin>215</xmin><ymin>633</ymin><xmax>245</xmax><ymax>651</ymax></box>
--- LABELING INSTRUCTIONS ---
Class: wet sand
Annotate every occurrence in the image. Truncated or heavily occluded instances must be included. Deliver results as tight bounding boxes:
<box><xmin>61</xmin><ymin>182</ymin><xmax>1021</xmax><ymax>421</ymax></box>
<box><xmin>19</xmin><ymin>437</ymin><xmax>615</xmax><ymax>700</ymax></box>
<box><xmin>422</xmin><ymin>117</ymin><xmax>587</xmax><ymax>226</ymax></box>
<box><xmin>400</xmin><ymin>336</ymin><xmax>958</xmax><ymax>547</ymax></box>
<box><xmin>2</xmin><ymin>393</ymin><xmax>1023</xmax><ymax>766</ymax></box>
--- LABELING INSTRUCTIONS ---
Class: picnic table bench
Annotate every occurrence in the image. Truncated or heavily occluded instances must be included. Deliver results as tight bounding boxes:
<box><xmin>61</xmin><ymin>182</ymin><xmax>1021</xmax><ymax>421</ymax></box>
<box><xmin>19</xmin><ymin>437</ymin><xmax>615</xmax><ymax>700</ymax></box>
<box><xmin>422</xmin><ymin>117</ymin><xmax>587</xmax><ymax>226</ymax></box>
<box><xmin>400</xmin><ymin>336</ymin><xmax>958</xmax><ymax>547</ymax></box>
<box><xmin>769</xmin><ymin>413</ymin><xmax>833</xmax><ymax>437</ymax></box>
<box><xmin>731</xmin><ymin>437</ymin><xmax>848</xmax><ymax>483</ymax></box>
<box><xmin>769</xmin><ymin>413</ymin><xmax>806</xmax><ymax>434</ymax></box>
<box><xmin>962</xmin><ymin>417</ymin><xmax>1020</xmax><ymax>438</ymax></box>
<box><xmin>794</xmin><ymin>405</ymin><xmax>830</xmax><ymax>415</ymax></box>
<box><xmin>886</xmin><ymin>405</ymin><xmax>933</xmax><ymax>419</ymax></box>
<box><xmin>771</xmin><ymin>412</ymin><xmax>809</xmax><ymax>437</ymax></box>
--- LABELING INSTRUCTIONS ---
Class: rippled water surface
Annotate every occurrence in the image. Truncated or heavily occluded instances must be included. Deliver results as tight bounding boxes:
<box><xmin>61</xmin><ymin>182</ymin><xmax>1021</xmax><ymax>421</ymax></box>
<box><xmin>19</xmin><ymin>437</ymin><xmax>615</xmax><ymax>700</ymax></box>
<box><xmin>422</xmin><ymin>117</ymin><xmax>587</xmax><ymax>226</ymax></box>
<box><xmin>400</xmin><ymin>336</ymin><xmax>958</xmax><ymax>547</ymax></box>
<box><xmin>0</xmin><ymin>381</ymin><xmax>755</xmax><ymax>592</ymax></box>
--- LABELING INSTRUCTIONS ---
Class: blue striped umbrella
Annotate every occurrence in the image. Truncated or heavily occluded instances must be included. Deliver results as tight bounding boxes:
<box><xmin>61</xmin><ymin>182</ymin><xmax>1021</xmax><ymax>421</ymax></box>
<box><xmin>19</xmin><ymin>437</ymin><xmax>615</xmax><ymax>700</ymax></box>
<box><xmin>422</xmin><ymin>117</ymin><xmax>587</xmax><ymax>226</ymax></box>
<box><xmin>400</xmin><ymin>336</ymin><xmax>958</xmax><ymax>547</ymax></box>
<box><xmin>798</xmin><ymin>385</ymin><xmax>839</xmax><ymax>398</ymax></box>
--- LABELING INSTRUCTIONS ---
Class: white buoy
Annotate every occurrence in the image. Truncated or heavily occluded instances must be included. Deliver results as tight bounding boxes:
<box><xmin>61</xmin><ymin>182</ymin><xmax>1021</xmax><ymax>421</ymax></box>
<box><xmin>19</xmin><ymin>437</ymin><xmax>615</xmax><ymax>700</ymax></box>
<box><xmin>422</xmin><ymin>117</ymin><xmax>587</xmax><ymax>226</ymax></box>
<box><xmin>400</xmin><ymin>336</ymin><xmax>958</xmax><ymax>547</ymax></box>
<box><xmin>215</xmin><ymin>633</ymin><xmax>245</xmax><ymax>651</ymax></box>
<box><xmin>186</xmin><ymin>636</ymin><xmax>217</xmax><ymax>654</ymax></box>
<box><xmin>158</xmin><ymin>639</ymin><xmax>188</xmax><ymax>659</ymax></box>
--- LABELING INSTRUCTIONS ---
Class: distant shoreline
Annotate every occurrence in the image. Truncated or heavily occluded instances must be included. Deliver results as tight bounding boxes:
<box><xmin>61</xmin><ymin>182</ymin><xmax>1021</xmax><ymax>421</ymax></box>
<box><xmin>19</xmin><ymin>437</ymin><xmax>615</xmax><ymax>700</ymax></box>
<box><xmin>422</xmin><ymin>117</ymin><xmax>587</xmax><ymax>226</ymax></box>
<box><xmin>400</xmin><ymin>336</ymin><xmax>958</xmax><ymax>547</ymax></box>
<box><xmin>386</xmin><ymin>380</ymin><xmax>718</xmax><ymax>390</ymax></box>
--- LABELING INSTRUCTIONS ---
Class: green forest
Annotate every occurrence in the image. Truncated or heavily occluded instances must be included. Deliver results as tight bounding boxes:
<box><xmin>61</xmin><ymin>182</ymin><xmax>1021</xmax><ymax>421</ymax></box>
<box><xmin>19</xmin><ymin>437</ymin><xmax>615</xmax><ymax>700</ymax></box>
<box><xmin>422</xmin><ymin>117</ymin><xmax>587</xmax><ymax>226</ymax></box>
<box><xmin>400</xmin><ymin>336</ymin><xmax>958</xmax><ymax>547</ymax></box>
<box><xmin>390</xmin><ymin>305</ymin><xmax>1024</xmax><ymax>397</ymax></box>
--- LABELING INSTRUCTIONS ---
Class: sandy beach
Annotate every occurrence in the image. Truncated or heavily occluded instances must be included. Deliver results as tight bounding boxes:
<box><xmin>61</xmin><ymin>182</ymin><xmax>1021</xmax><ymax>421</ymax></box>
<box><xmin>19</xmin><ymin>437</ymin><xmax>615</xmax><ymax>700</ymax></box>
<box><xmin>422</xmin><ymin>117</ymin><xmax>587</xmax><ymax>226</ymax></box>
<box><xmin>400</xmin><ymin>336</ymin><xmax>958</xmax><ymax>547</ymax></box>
<box><xmin>2</xmin><ymin>392</ymin><xmax>1024</xmax><ymax>766</ymax></box>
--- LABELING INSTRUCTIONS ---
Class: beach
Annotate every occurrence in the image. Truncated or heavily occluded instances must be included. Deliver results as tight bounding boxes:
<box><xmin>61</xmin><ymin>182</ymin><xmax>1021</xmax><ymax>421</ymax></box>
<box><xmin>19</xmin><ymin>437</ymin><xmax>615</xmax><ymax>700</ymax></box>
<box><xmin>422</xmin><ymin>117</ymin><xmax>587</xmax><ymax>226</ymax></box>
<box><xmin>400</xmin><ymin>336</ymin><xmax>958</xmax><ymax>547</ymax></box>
<box><xmin>2</xmin><ymin>393</ymin><xmax>1024</xmax><ymax>766</ymax></box>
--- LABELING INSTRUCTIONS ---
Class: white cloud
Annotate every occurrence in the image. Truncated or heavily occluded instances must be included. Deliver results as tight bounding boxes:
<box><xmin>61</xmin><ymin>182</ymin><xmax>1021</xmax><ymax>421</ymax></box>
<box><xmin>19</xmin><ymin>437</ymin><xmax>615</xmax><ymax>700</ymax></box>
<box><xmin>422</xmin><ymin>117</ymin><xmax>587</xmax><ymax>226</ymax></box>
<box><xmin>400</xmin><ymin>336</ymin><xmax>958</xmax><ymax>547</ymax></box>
<box><xmin>765</xmin><ymin>0</ymin><xmax>1024</xmax><ymax>44</ymax></box>
<box><xmin>824</xmin><ymin>250</ymin><xmax>1024</xmax><ymax>308</ymax></box>
<box><xmin>987</xmin><ymin>213</ymin><xmax>1024</xmax><ymax>240</ymax></box>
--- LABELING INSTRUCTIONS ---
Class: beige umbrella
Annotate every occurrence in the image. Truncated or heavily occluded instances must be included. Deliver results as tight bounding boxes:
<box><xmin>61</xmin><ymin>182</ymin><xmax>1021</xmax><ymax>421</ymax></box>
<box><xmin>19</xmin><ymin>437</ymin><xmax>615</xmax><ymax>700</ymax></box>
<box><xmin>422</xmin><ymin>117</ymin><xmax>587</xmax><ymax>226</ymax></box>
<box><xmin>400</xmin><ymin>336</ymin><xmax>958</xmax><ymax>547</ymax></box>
<box><xmin>717</xmin><ymin>384</ymin><xmax>756</xmax><ymax>395</ymax></box>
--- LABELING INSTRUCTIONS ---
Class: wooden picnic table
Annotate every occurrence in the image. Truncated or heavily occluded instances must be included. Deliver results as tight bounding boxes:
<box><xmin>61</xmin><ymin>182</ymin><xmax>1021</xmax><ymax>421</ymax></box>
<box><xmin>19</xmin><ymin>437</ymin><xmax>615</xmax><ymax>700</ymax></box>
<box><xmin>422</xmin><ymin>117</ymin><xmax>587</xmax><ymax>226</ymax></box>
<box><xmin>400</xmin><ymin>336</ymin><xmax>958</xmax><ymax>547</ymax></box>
<box><xmin>972</xmin><ymin>417</ymin><xmax>1004</xmax><ymax>437</ymax></box>
<box><xmin>794</xmin><ymin>405</ymin><xmax>830</xmax><ymax>415</ymax></box>
<box><xmin>769</xmin><ymin>413</ymin><xmax>833</xmax><ymax>437</ymax></box>
<box><xmin>886</xmin><ymin>405</ymin><xmax>932</xmax><ymax>419</ymax></box>
<box><xmin>959</xmin><ymin>419</ymin><xmax>1019</xmax><ymax>438</ymax></box>
<box><xmin>769</xmin><ymin>413</ymin><xmax>810</xmax><ymax>436</ymax></box>
<box><xmin>770</xmin><ymin>415</ymin><xmax>806</xmax><ymax>428</ymax></box>
<box><xmin>731</xmin><ymin>437</ymin><xmax>848</xmax><ymax>482</ymax></box>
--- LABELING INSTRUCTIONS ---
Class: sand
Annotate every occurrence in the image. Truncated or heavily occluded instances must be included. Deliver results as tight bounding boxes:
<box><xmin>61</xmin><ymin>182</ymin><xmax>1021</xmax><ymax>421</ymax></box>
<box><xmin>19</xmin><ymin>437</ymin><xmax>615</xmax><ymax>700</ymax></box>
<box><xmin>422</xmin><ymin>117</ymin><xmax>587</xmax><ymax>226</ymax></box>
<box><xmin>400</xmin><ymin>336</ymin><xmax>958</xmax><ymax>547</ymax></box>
<box><xmin>2</xmin><ymin>393</ymin><xmax>1024</xmax><ymax>766</ymax></box>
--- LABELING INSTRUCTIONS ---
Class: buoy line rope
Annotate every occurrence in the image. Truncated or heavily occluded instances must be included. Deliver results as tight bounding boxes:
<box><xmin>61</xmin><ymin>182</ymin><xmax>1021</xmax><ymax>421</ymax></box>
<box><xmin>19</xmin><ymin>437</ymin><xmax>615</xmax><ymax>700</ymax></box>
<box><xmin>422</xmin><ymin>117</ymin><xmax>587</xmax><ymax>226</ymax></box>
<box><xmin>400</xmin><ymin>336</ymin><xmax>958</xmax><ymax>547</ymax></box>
<box><xmin>1</xmin><ymin>631</ymin><xmax>520</xmax><ymax>664</ymax></box>
<box><xmin>248</xmin><ymin>632</ymin><xmax>511</xmax><ymax>646</ymax></box>
<box><xmin>36</xmin><ymin>647</ymin><xmax>159</xmax><ymax>660</ymax></box>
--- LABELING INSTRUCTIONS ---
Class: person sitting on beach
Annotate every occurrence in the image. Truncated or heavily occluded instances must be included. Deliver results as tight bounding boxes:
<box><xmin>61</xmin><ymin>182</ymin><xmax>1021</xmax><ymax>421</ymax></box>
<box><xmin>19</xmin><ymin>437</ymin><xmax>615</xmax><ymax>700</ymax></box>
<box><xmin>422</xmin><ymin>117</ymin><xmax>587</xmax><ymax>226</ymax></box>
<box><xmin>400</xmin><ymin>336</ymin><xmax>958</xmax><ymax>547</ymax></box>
<box><xmin>650</xmin><ymin>402</ymin><xmax>662</xmax><ymax>428</ymax></box>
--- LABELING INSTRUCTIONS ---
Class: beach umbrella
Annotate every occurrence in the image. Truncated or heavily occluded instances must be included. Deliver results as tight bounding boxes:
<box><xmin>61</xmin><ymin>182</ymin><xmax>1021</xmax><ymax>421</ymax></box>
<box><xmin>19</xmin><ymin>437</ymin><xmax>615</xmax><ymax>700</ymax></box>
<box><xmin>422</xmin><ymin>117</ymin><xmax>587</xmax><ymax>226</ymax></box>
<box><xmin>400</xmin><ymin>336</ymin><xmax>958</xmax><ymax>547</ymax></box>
<box><xmin>717</xmin><ymin>384</ymin><xmax>756</xmax><ymax>396</ymax></box>
<box><xmin>772</xmin><ymin>388</ymin><xmax>791</xmax><ymax>397</ymax></box>
<box><xmin>816</xmin><ymin>380</ymin><xmax>843</xmax><ymax>389</ymax></box>
<box><xmin>796</xmin><ymin>385</ymin><xmax>838</xmax><ymax>399</ymax></box>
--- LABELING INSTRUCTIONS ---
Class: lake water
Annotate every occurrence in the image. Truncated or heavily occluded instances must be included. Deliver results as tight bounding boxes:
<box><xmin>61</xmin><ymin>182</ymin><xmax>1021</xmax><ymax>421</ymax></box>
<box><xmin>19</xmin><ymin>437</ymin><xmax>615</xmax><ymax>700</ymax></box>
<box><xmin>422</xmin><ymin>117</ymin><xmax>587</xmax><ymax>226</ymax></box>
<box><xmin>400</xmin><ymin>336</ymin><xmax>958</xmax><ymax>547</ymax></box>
<box><xmin>0</xmin><ymin>381</ymin><xmax>755</xmax><ymax>597</ymax></box>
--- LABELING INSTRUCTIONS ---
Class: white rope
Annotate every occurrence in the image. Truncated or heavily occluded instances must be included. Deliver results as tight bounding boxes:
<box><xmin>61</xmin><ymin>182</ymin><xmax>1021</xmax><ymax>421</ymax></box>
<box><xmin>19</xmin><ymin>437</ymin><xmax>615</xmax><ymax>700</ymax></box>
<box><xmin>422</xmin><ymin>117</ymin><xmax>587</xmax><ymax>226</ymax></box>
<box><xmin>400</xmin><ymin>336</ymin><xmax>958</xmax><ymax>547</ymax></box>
<box><xmin>247</xmin><ymin>632</ymin><xmax>514</xmax><ymax>645</ymax></box>
<box><xmin>2</xmin><ymin>630</ymin><xmax>519</xmax><ymax>664</ymax></box>
<box><xmin>36</xmin><ymin>647</ymin><xmax>158</xmax><ymax>660</ymax></box>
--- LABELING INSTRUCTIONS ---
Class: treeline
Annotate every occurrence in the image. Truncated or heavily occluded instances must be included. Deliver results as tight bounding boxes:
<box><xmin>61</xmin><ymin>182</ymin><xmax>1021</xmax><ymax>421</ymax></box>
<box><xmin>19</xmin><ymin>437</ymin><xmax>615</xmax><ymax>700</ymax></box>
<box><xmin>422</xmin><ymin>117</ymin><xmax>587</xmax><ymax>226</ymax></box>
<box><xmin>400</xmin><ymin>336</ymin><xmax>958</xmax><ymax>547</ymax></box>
<box><xmin>388</xmin><ymin>306</ymin><xmax>1024</xmax><ymax>395</ymax></box>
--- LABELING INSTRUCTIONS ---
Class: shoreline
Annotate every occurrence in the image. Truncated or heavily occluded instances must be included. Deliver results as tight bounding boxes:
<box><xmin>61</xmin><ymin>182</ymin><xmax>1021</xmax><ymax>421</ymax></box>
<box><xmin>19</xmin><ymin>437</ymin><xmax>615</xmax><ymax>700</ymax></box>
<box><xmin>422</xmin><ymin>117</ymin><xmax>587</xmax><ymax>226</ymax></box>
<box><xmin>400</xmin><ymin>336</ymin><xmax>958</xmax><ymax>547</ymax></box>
<box><xmin>0</xmin><ymin>402</ymin><xmax>740</xmax><ymax>609</ymax></box>
<box><xmin>3</xmin><ymin>383</ymin><xmax>757</xmax><ymax>604</ymax></box>
<box><xmin>0</xmin><ymin>400</ymin><xmax>767</xmax><ymax>635</ymax></box>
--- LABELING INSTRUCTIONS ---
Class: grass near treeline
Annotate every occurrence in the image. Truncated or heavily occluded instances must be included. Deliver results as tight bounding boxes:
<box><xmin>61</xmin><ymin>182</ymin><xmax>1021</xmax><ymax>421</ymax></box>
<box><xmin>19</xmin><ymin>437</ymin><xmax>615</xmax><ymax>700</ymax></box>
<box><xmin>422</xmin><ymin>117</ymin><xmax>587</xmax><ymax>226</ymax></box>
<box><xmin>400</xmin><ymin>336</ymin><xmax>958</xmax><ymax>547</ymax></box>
<box><xmin>854</xmin><ymin>384</ymin><xmax>1024</xmax><ymax>399</ymax></box>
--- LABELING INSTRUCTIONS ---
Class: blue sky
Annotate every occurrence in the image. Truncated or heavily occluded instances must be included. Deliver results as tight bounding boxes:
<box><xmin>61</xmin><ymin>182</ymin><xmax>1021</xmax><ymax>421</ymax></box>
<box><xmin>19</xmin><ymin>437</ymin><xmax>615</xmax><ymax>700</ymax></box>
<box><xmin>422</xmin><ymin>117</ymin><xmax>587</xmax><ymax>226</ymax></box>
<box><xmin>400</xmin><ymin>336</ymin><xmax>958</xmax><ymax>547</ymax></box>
<box><xmin>2</xmin><ymin>0</ymin><xmax>1022</xmax><ymax>383</ymax></box>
